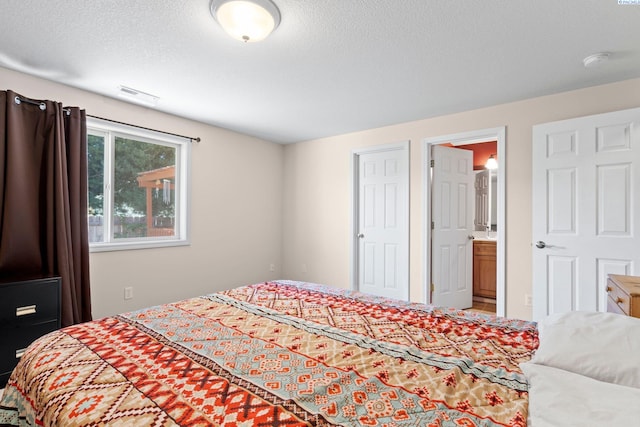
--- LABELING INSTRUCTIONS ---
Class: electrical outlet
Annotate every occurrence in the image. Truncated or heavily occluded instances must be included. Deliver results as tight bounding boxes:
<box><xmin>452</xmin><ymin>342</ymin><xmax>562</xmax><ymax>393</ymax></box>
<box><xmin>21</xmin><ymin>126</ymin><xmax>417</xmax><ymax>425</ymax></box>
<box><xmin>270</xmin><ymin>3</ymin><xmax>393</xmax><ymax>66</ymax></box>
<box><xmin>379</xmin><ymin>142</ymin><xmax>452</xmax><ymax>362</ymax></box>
<box><xmin>124</xmin><ymin>287</ymin><xmax>133</xmax><ymax>300</ymax></box>
<box><xmin>269</xmin><ymin>263</ymin><xmax>275</xmax><ymax>272</ymax></box>
<box><xmin>524</xmin><ymin>294</ymin><xmax>532</xmax><ymax>307</ymax></box>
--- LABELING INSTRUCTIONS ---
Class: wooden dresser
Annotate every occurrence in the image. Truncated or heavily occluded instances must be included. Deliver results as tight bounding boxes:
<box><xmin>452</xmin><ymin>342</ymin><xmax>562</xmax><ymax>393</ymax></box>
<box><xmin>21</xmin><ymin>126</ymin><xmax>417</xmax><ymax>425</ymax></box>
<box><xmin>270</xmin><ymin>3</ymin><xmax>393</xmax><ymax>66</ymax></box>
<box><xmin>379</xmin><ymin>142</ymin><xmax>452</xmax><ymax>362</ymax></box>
<box><xmin>607</xmin><ymin>275</ymin><xmax>640</xmax><ymax>318</ymax></box>
<box><xmin>473</xmin><ymin>240</ymin><xmax>496</xmax><ymax>299</ymax></box>
<box><xmin>0</xmin><ymin>276</ymin><xmax>61</xmax><ymax>387</ymax></box>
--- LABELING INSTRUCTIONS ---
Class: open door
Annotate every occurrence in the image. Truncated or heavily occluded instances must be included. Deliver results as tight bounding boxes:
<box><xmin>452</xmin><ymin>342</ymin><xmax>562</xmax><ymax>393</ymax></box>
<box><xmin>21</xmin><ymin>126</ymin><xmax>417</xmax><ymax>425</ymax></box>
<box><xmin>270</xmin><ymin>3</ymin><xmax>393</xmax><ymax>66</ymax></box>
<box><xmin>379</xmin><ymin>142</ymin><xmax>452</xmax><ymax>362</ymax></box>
<box><xmin>431</xmin><ymin>145</ymin><xmax>474</xmax><ymax>308</ymax></box>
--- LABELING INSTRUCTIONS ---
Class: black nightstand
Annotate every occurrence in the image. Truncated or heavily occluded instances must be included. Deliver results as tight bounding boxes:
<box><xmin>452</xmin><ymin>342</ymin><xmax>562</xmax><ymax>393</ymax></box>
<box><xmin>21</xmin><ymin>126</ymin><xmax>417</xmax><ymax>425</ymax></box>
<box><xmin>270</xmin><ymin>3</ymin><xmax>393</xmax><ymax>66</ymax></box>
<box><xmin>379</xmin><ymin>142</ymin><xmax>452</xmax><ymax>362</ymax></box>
<box><xmin>0</xmin><ymin>276</ymin><xmax>61</xmax><ymax>387</ymax></box>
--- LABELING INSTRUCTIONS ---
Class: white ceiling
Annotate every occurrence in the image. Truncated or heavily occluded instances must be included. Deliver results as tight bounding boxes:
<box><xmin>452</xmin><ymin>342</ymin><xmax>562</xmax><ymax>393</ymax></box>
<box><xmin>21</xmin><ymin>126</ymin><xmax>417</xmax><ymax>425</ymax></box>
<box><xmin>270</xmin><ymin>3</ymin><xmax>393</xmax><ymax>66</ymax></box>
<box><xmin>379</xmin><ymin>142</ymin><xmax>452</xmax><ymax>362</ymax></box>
<box><xmin>1</xmin><ymin>0</ymin><xmax>639</xmax><ymax>144</ymax></box>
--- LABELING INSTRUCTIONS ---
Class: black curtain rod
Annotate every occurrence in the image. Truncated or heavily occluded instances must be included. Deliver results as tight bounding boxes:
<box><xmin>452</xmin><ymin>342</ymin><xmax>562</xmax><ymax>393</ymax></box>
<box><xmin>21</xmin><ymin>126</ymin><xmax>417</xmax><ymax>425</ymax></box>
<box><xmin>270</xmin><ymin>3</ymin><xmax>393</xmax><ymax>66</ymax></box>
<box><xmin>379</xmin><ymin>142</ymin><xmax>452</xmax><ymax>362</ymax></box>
<box><xmin>14</xmin><ymin>95</ymin><xmax>65</xmax><ymax>113</ymax></box>
<box><xmin>13</xmin><ymin>96</ymin><xmax>201</xmax><ymax>143</ymax></box>
<box><xmin>87</xmin><ymin>115</ymin><xmax>201</xmax><ymax>143</ymax></box>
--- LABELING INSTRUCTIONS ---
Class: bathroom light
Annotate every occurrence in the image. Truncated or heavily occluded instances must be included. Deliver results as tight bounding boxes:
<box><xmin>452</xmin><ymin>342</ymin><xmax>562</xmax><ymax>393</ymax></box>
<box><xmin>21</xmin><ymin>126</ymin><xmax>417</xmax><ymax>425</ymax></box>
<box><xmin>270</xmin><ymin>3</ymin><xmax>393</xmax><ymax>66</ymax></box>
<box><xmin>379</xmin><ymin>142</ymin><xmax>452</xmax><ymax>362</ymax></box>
<box><xmin>485</xmin><ymin>154</ymin><xmax>498</xmax><ymax>170</ymax></box>
<box><xmin>210</xmin><ymin>0</ymin><xmax>281</xmax><ymax>43</ymax></box>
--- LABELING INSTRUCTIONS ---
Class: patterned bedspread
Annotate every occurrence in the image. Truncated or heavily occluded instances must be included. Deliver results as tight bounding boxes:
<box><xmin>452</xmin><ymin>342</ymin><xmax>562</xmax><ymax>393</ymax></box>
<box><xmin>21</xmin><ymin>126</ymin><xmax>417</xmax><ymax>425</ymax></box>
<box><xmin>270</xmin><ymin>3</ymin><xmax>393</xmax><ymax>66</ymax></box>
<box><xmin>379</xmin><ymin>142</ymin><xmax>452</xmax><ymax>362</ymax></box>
<box><xmin>0</xmin><ymin>281</ymin><xmax>537</xmax><ymax>426</ymax></box>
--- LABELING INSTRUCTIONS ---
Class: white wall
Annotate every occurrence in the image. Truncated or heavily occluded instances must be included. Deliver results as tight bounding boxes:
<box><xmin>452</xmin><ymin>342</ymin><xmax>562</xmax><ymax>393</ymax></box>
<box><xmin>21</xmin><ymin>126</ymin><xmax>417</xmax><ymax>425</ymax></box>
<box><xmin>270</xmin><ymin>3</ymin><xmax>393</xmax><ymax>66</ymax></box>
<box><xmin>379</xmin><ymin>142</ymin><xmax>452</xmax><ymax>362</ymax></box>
<box><xmin>282</xmin><ymin>77</ymin><xmax>640</xmax><ymax>320</ymax></box>
<box><xmin>1</xmin><ymin>67</ymin><xmax>284</xmax><ymax>319</ymax></box>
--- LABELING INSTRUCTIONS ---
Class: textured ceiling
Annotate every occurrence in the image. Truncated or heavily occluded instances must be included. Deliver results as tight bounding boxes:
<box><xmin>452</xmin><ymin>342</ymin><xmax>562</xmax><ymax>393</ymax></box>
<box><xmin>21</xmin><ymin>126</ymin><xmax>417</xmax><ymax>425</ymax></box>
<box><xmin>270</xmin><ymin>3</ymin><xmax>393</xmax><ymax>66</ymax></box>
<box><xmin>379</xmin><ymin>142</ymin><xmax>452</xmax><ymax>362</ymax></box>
<box><xmin>1</xmin><ymin>0</ymin><xmax>639</xmax><ymax>144</ymax></box>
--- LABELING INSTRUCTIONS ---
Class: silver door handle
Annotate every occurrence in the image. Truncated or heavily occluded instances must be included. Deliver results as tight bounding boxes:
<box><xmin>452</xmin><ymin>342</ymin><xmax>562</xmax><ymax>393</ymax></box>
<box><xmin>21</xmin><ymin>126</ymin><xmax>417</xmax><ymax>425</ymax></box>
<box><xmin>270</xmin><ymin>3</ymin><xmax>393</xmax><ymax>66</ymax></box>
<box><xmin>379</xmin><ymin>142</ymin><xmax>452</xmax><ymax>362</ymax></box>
<box><xmin>357</xmin><ymin>233</ymin><xmax>364</xmax><ymax>239</ymax></box>
<box><xmin>468</xmin><ymin>235</ymin><xmax>475</xmax><ymax>240</ymax></box>
<box><xmin>535</xmin><ymin>241</ymin><xmax>546</xmax><ymax>249</ymax></box>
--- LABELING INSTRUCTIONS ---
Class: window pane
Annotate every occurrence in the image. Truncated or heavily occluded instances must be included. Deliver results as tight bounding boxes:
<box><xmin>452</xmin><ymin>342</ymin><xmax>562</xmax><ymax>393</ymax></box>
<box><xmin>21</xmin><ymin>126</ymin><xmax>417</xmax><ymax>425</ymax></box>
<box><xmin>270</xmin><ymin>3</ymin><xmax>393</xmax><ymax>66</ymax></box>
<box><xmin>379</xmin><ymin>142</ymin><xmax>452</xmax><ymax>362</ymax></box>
<box><xmin>113</xmin><ymin>136</ymin><xmax>176</xmax><ymax>240</ymax></box>
<box><xmin>87</xmin><ymin>118</ymin><xmax>190</xmax><ymax>251</ymax></box>
<box><xmin>87</xmin><ymin>134</ymin><xmax>105</xmax><ymax>243</ymax></box>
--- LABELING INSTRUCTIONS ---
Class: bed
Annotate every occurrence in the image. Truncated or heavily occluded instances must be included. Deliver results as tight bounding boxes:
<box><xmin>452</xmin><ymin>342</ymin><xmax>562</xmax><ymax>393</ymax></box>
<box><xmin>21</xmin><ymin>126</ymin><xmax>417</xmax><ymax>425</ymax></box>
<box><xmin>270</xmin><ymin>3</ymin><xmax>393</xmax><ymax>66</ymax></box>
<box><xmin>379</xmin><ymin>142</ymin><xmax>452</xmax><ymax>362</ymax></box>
<box><xmin>1</xmin><ymin>280</ymin><xmax>539</xmax><ymax>426</ymax></box>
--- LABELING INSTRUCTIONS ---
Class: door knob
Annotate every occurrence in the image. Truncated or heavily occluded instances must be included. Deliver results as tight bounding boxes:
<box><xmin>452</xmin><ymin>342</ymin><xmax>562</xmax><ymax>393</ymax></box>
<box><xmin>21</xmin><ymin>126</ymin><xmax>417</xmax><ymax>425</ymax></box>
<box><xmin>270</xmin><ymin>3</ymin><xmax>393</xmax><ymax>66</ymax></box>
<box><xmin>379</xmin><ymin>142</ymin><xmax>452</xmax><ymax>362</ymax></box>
<box><xmin>535</xmin><ymin>241</ymin><xmax>546</xmax><ymax>249</ymax></box>
<box><xmin>357</xmin><ymin>233</ymin><xmax>365</xmax><ymax>239</ymax></box>
<box><xmin>468</xmin><ymin>235</ymin><xmax>475</xmax><ymax>240</ymax></box>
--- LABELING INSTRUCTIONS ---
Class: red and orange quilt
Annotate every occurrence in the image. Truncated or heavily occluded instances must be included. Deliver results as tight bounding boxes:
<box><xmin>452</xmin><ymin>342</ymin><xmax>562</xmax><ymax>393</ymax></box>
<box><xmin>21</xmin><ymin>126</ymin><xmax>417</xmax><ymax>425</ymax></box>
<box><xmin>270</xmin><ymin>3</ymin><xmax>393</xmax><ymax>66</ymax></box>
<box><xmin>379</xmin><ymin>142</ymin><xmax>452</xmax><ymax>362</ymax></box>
<box><xmin>0</xmin><ymin>281</ymin><xmax>537</xmax><ymax>426</ymax></box>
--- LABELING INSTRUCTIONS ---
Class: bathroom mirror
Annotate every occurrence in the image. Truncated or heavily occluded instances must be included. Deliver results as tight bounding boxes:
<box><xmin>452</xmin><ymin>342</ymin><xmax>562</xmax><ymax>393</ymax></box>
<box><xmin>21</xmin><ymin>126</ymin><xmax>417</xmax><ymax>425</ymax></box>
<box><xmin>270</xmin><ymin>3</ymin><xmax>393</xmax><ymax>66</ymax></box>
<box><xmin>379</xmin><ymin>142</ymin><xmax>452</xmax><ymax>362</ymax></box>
<box><xmin>474</xmin><ymin>169</ymin><xmax>497</xmax><ymax>232</ymax></box>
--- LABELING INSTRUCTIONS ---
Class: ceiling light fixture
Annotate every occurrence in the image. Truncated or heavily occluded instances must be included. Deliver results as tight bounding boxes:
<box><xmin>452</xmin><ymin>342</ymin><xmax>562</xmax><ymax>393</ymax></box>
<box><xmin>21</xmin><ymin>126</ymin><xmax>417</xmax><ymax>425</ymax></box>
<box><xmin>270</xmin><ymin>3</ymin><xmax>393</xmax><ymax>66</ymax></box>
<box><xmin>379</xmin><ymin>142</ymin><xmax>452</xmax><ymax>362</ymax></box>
<box><xmin>485</xmin><ymin>154</ymin><xmax>498</xmax><ymax>170</ymax></box>
<box><xmin>210</xmin><ymin>0</ymin><xmax>281</xmax><ymax>43</ymax></box>
<box><xmin>583</xmin><ymin>52</ymin><xmax>610</xmax><ymax>68</ymax></box>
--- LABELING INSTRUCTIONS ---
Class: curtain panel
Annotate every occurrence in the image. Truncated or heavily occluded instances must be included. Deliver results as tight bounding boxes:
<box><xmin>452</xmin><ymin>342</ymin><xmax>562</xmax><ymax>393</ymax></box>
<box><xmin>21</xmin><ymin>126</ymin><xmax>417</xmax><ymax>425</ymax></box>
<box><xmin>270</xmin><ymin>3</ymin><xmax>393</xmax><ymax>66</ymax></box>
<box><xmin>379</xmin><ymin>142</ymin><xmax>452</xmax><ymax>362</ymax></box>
<box><xmin>0</xmin><ymin>90</ymin><xmax>92</xmax><ymax>326</ymax></box>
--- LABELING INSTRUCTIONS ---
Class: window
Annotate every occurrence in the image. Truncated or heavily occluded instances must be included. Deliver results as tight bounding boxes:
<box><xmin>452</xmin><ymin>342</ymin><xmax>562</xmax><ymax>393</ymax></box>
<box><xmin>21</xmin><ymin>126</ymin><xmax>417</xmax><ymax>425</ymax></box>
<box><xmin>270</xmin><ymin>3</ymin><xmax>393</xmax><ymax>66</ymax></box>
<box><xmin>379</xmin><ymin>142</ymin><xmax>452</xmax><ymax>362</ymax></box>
<box><xmin>87</xmin><ymin>118</ymin><xmax>190</xmax><ymax>251</ymax></box>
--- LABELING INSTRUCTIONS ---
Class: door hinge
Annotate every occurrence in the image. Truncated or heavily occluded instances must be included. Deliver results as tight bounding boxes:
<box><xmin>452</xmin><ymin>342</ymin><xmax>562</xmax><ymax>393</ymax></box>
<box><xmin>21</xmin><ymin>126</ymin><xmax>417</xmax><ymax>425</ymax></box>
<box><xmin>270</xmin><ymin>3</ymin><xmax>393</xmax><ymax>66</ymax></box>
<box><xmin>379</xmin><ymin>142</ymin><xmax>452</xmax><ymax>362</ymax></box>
<box><xmin>431</xmin><ymin>221</ymin><xmax>434</xmax><ymax>230</ymax></box>
<box><xmin>430</xmin><ymin>159</ymin><xmax>434</xmax><ymax>167</ymax></box>
<box><xmin>430</xmin><ymin>283</ymin><xmax>435</xmax><ymax>292</ymax></box>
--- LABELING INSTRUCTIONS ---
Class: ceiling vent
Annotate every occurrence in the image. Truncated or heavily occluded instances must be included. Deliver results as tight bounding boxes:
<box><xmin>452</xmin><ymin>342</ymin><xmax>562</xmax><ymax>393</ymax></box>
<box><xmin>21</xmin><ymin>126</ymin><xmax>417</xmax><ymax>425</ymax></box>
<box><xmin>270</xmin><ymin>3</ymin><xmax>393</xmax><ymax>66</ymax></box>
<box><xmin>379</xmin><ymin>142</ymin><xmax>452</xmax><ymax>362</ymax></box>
<box><xmin>118</xmin><ymin>86</ymin><xmax>159</xmax><ymax>107</ymax></box>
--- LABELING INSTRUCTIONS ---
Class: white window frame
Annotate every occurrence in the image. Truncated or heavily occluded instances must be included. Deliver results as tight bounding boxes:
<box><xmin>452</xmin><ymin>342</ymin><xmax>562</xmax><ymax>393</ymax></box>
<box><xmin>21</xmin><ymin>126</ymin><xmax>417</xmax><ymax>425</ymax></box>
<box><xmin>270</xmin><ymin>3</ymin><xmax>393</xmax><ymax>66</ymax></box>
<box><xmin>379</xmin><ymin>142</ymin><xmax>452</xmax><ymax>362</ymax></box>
<box><xmin>87</xmin><ymin>117</ymin><xmax>191</xmax><ymax>252</ymax></box>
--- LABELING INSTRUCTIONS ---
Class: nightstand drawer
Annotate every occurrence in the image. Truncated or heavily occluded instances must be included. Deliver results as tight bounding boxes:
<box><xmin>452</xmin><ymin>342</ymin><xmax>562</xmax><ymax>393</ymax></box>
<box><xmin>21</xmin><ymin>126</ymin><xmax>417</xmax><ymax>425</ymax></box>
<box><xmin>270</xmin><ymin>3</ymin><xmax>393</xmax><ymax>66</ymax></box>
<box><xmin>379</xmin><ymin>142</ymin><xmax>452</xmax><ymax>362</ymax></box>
<box><xmin>607</xmin><ymin>295</ymin><xmax>626</xmax><ymax>316</ymax></box>
<box><xmin>0</xmin><ymin>276</ymin><xmax>61</xmax><ymax>388</ymax></box>
<box><xmin>607</xmin><ymin>275</ymin><xmax>640</xmax><ymax>318</ymax></box>
<box><xmin>607</xmin><ymin>278</ymin><xmax>630</xmax><ymax>315</ymax></box>
<box><xmin>0</xmin><ymin>320</ymin><xmax>59</xmax><ymax>373</ymax></box>
<box><xmin>0</xmin><ymin>278</ymin><xmax>60</xmax><ymax>328</ymax></box>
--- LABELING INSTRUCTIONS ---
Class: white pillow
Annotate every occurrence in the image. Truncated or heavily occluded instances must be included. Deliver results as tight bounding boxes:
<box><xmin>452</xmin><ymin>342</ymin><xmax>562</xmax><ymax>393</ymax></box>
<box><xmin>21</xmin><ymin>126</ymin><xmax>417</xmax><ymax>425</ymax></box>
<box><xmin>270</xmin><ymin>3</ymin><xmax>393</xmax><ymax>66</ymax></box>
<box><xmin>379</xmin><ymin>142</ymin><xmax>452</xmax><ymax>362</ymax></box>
<box><xmin>521</xmin><ymin>362</ymin><xmax>640</xmax><ymax>427</ymax></box>
<box><xmin>530</xmin><ymin>311</ymin><xmax>640</xmax><ymax>388</ymax></box>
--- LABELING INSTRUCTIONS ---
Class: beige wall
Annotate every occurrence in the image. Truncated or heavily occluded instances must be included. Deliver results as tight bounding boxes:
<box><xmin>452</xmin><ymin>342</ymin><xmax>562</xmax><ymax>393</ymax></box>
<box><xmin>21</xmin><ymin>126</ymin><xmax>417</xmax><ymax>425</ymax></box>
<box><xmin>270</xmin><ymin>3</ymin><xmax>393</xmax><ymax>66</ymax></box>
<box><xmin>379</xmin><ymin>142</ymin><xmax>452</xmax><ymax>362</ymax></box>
<box><xmin>1</xmin><ymin>67</ymin><xmax>284</xmax><ymax>319</ymax></box>
<box><xmin>282</xmin><ymin>77</ymin><xmax>640</xmax><ymax>320</ymax></box>
<box><xmin>5</xmin><ymin>65</ymin><xmax>640</xmax><ymax>321</ymax></box>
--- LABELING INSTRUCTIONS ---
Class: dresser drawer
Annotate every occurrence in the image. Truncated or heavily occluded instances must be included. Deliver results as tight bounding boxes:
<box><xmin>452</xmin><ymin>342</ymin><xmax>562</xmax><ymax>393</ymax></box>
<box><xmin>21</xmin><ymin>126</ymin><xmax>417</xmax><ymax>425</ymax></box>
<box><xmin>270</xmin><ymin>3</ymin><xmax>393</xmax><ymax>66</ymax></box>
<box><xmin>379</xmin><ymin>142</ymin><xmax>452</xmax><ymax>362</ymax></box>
<box><xmin>0</xmin><ymin>278</ymin><xmax>60</xmax><ymax>328</ymax></box>
<box><xmin>0</xmin><ymin>320</ymin><xmax>59</xmax><ymax>373</ymax></box>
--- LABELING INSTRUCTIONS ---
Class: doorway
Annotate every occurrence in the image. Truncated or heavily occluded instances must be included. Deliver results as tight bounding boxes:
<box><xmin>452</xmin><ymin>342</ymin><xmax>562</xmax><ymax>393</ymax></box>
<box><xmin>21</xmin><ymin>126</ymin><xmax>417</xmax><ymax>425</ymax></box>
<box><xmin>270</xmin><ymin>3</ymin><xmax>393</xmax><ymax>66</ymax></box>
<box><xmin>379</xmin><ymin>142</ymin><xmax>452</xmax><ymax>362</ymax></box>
<box><xmin>423</xmin><ymin>127</ymin><xmax>506</xmax><ymax>316</ymax></box>
<box><xmin>351</xmin><ymin>141</ymin><xmax>410</xmax><ymax>300</ymax></box>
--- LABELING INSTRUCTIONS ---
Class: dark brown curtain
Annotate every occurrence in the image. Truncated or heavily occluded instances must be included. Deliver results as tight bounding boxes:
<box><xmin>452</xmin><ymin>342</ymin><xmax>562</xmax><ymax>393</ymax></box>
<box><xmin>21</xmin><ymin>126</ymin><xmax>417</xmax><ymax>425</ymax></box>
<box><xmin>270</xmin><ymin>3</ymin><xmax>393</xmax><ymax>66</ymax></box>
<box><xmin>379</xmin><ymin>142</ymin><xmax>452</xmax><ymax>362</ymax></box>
<box><xmin>0</xmin><ymin>90</ymin><xmax>92</xmax><ymax>326</ymax></box>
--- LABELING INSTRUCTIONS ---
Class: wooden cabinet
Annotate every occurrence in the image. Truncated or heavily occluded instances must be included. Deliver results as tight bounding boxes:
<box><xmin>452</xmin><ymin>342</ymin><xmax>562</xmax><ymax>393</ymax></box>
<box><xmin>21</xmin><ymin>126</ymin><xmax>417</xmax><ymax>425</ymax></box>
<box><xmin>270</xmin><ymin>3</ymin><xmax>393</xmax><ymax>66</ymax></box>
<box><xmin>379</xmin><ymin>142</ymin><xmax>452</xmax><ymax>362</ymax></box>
<box><xmin>0</xmin><ymin>276</ymin><xmax>61</xmax><ymax>387</ymax></box>
<box><xmin>473</xmin><ymin>240</ymin><xmax>496</xmax><ymax>299</ymax></box>
<box><xmin>607</xmin><ymin>275</ymin><xmax>640</xmax><ymax>318</ymax></box>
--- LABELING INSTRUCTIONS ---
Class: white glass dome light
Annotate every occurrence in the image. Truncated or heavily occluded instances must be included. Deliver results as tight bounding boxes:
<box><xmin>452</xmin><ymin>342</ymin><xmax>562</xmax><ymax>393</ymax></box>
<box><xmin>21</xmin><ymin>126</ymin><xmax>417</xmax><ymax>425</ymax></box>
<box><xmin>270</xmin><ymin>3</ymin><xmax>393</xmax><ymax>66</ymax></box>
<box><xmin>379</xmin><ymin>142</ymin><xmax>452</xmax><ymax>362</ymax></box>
<box><xmin>211</xmin><ymin>0</ymin><xmax>281</xmax><ymax>43</ymax></box>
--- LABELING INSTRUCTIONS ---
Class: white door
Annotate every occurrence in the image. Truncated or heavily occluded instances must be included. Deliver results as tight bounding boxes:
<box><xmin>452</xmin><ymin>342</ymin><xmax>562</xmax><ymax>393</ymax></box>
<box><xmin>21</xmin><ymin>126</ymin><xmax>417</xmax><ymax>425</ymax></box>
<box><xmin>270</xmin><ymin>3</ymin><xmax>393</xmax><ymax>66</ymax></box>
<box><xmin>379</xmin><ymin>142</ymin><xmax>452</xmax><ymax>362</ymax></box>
<box><xmin>532</xmin><ymin>107</ymin><xmax>640</xmax><ymax>320</ymax></box>
<box><xmin>355</xmin><ymin>144</ymin><xmax>409</xmax><ymax>300</ymax></box>
<box><xmin>431</xmin><ymin>145</ymin><xmax>474</xmax><ymax>309</ymax></box>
